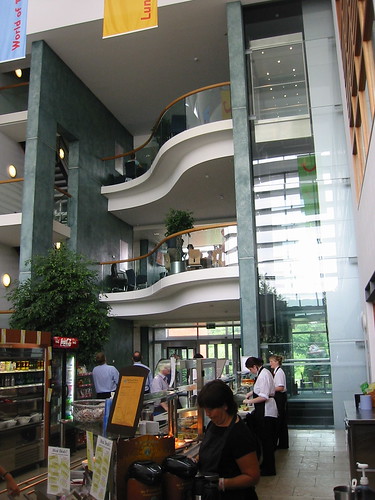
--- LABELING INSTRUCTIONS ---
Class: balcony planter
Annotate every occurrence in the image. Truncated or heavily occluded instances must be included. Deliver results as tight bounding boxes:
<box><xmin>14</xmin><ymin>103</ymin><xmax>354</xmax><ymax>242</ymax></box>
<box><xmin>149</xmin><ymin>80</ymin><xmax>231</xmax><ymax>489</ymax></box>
<box><xmin>164</xmin><ymin>209</ymin><xmax>194</xmax><ymax>271</ymax></box>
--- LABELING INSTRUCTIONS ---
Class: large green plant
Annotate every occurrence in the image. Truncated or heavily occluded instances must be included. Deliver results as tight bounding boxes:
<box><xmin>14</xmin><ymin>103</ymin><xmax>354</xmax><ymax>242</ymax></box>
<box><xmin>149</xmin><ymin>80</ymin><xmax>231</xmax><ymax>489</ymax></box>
<box><xmin>164</xmin><ymin>209</ymin><xmax>195</xmax><ymax>262</ymax></box>
<box><xmin>164</xmin><ymin>208</ymin><xmax>195</xmax><ymax>237</ymax></box>
<box><xmin>7</xmin><ymin>244</ymin><xmax>111</xmax><ymax>365</ymax></box>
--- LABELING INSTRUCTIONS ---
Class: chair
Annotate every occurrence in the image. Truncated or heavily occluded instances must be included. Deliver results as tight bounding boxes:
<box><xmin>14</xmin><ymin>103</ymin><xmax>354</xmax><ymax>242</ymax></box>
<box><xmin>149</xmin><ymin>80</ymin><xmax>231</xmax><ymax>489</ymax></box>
<box><xmin>110</xmin><ymin>263</ymin><xmax>127</xmax><ymax>292</ymax></box>
<box><xmin>125</xmin><ymin>268</ymin><xmax>147</xmax><ymax>290</ymax></box>
<box><xmin>187</xmin><ymin>249</ymin><xmax>202</xmax><ymax>270</ymax></box>
<box><xmin>124</xmin><ymin>160</ymin><xmax>137</xmax><ymax>180</ymax></box>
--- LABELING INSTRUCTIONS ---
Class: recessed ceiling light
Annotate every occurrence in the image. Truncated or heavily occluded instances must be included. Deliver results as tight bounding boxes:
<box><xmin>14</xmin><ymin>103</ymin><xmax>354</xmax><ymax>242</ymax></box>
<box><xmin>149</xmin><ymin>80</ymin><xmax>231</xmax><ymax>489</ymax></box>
<box><xmin>7</xmin><ymin>165</ymin><xmax>17</xmax><ymax>178</ymax></box>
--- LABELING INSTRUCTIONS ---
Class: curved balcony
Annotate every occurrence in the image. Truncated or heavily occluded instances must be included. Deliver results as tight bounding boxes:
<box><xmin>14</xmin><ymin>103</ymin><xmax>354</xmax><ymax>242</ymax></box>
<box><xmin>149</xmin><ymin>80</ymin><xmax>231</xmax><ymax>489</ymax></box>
<box><xmin>102</xmin><ymin>82</ymin><xmax>231</xmax><ymax>174</ymax></box>
<box><xmin>99</xmin><ymin>223</ymin><xmax>239</xmax><ymax>324</ymax></box>
<box><xmin>101</xmin><ymin>83</ymin><xmax>234</xmax><ymax>227</ymax></box>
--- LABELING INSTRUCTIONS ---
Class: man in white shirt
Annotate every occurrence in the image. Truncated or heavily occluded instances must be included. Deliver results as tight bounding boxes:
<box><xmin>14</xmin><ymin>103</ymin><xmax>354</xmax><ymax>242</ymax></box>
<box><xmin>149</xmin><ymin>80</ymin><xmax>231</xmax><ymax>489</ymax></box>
<box><xmin>151</xmin><ymin>360</ymin><xmax>171</xmax><ymax>414</ymax></box>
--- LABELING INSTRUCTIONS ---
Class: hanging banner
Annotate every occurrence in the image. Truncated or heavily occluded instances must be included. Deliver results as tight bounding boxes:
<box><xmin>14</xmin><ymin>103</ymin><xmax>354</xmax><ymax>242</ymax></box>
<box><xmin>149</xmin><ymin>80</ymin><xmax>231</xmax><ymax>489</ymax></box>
<box><xmin>0</xmin><ymin>0</ymin><xmax>28</xmax><ymax>63</ymax></box>
<box><xmin>103</xmin><ymin>0</ymin><xmax>158</xmax><ymax>38</ymax></box>
<box><xmin>297</xmin><ymin>154</ymin><xmax>320</xmax><ymax>216</ymax></box>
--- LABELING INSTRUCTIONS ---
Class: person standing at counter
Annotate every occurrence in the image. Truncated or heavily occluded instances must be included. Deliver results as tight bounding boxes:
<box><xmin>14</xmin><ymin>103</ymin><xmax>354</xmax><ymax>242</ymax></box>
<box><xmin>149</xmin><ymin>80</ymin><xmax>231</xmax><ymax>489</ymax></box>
<box><xmin>132</xmin><ymin>351</ymin><xmax>153</xmax><ymax>393</ymax></box>
<box><xmin>0</xmin><ymin>465</ymin><xmax>20</xmax><ymax>496</ymax></box>
<box><xmin>244</xmin><ymin>356</ymin><xmax>278</xmax><ymax>476</ymax></box>
<box><xmin>92</xmin><ymin>352</ymin><xmax>119</xmax><ymax>399</ymax></box>
<box><xmin>151</xmin><ymin>360</ymin><xmax>171</xmax><ymax>414</ymax></box>
<box><xmin>269</xmin><ymin>355</ymin><xmax>289</xmax><ymax>450</ymax></box>
<box><xmin>197</xmin><ymin>379</ymin><xmax>260</xmax><ymax>499</ymax></box>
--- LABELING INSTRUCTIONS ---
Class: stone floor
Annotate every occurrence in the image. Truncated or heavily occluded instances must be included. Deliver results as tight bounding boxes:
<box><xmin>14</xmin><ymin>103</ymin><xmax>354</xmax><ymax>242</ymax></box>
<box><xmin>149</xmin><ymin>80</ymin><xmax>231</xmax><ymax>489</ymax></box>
<box><xmin>256</xmin><ymin>428</ymin><xmax>351</xmax><ymax>500</ymax></box>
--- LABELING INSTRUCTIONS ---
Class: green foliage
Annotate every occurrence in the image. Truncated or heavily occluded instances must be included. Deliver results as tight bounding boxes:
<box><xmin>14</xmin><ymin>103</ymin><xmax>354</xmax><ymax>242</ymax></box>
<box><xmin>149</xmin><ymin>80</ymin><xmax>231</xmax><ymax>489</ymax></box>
<box><xmin>164</xmin><ymin>209</ymin><xmax>195</xmax><ymax>237</ymax></box>
<box><xmin>7</xmin><ymin>244</ymin><xmax>111</xmax><ymax>365</ymax></box>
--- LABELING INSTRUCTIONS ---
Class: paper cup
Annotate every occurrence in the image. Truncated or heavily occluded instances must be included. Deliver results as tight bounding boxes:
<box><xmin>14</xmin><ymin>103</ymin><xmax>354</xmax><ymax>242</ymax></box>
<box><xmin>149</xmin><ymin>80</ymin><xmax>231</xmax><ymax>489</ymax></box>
<box><xmin>146</xmin><ymin>421</ymin><xmax>159</xmax><ymax>435</ymax></box>
<box><xmin>360</xmin><ymin>394</ymin><xmax>372</xmax><ymax>410</ymax></box>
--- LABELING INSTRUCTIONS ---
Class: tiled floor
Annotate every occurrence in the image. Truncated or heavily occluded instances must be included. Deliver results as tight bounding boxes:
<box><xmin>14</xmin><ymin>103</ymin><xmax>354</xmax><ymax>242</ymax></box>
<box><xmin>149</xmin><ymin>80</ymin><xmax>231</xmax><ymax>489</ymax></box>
<box><xmin>256</xmin><ymin>428</ymin><xmax>351</xmax><ymax>500</ymax></box>
<box><xmin>1</xmin><ymin>428</ymin><xmax>350</xmax><ymax>499</ymax></box>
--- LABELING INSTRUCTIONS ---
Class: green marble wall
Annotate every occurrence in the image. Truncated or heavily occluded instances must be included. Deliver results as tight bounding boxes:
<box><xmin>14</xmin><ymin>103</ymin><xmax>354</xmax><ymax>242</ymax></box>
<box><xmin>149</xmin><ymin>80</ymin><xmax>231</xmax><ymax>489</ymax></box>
<box><xmin>227</xmin><ymin>2</ymin><xmax>260</xmax><ymax>356</ymax></box>
<box><xmin>20</xmin><ymin>40</ymin><xmax>133</xmax><ymax>273</ymax></box>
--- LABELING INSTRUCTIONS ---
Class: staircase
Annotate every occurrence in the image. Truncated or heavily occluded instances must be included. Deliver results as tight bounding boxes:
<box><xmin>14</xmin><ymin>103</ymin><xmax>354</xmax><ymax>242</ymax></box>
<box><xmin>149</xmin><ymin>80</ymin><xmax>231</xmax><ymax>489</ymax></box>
<box><xmin>288</xmin><ymin>399</ymin><xmax>334</xmax><ymax>427</ymax></box>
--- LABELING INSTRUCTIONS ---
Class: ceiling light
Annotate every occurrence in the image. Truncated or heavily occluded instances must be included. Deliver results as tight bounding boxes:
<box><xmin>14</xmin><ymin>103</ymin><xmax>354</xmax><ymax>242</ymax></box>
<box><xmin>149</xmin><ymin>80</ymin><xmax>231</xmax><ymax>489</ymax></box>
<box><xmin>266</xmin><ymin>72</ymin><xmax>269</xmax><ymax>76</ymax></box>
<box><xmin>7</xmin><ymin>165</ymin><xmax>17</xmax><ymax>178</ymax></box>
<box><xmin>15</xmin><ymin>69</ymin><xmax>22</xmax><ymax>78</ymax></box>
<box><xmin>2</xmin><ymin>274</ymin><xmax>11</xmax><ymax>287</ymax></box>
<box><xmin>292</xmin><ymin>68</ymin><xmax>296</xmax><ymax>72</ymax></box>
<box><xmin>59</xmin><ymin>148</ymin><xmax>65</xmax><ymax>159</ymax></box>
<box><xmin>277</xmin><ymin>60</ymin><xmax>281</xmax><ymax>64</ymax></box>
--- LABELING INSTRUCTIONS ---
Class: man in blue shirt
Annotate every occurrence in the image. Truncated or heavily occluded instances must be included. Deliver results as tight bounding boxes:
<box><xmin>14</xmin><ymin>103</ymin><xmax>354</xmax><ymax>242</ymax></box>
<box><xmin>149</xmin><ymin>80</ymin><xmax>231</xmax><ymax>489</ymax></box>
<box><xmin>92</xmin><ymin>352</ymin><xmax>119</xmax><ymax>399</ymax></box>
<box><xmin>132</xmin><ymin>351</ymin><xmax>153</xmax><ymax>393</ymax></box>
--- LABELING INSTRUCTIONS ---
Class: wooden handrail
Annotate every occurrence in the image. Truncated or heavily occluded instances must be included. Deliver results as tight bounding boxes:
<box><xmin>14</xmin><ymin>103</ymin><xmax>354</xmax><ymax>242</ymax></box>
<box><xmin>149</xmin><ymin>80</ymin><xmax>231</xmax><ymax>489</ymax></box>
<box><xmin>99</xmin><ymin>221</ymin><xmax>236</xmax><ymax>265</ymax></box>
<box><xmin>0</xmin><ymin>81</ymin><xmax>29</xmax><ymax>92</ymax></box>
<box><xmin>0</xmin><ymin>178</ymin><xmax>24</xmax><ymax>184</ymax></box>
<box><xmin>0</xmin><ymin>178</ymin><xmax>71</xmax><ymax>198</ymax></box>
<box><xmin>101</xmin><ymin>81</ymin><xmax>231</xmax><ymax>162</ymax></box>
<box><xmin>0</xmin><ymin>310</ymin><xmax>15</xmax><ymax>314</ymax></box>
<box><xmin>54</xmin><ymin>185</ymin><xmax>72</xmax><ymax>198</ymax></box>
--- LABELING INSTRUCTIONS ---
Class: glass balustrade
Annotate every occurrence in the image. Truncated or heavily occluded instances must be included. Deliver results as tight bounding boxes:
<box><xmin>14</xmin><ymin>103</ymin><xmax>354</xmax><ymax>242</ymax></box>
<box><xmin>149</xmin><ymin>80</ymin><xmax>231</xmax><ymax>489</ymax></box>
<box><xmin>53</xmin><ymin>193</ymin><xmax>69</xmax><ymax>224</ymax></box>
<box><xmin>0</xmin><ymin>83</ymin><xmax>29</xmax><ymax>116</ymax></box>
<box><xmin>108</xmin><ymin>84</ymin><xmax>231</xmax><ymax>176</ymax></box>
<box><xmin>100</xmin><ymin>224</ymin><xmax>238</xmax><ymax>294</ymax></box>
<box><xmin>0</xmin><ymin>180</ymin><xmax>23</xmax><ymax>214</ymax></box>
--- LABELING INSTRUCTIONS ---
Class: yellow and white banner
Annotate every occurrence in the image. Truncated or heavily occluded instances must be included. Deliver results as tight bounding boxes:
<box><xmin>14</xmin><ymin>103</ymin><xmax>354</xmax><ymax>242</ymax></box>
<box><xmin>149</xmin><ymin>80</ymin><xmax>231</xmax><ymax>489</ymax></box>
<box><xmin>103</xmin><ymin>0</ymin><xmax>158</xmax><ymax>38</ymax></box>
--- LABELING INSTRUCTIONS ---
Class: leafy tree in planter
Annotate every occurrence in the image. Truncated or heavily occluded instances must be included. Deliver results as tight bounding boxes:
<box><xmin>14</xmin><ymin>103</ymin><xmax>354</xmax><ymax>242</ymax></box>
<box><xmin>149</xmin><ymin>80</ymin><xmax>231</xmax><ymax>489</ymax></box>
<box><xmin>7</xmin><ymin>244</ymin><xmax>111</xmax><ymax>366</ymax></box>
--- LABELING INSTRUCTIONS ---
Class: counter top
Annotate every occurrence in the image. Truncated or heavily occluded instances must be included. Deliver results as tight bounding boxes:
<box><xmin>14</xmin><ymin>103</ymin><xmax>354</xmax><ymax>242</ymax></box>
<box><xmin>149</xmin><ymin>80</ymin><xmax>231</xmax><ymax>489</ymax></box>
<box><xmin>344</xmin><ymin>400</ymin><xmax>375</xmax><ymax>423</ymax></box>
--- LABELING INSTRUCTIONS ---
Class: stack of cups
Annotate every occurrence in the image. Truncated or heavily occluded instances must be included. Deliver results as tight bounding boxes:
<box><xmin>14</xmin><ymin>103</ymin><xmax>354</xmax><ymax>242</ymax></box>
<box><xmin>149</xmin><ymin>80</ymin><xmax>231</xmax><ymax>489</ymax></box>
<box><xmin>138</xmin><ymin>420</ymin><xmax>160</xmax><ymax>435</ymax></box>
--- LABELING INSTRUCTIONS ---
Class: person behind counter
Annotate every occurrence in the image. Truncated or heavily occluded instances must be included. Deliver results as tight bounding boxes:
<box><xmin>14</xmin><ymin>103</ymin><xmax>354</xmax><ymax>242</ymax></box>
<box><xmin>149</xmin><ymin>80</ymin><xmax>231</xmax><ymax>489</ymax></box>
<box><xmin>92</xmin><ymin>352</ymin><xmax>119</xmax><ymax>399</ymax></box>
<box><xmin>197</xmin><ymin>379</ymin><xmax>260</xmax><ymax>500</ymax></box>
<box><xmin>150</xmin><ymin>360</ymin><xmax>171</xmax><ymax>414</ymax></box>
<box><xmin>244</xmin><ymin>356</ymin><xmax>278</xmax><ymax>476</ymax></box>
<box><xmin>0</xmin><ymin>465</ymin><xmax>20</xmax><ymax>496</ymax></box>
<box><xmin>269</xmin><ymin>355</ymin><xmax>289</xmax><ymax>450</ymax></box>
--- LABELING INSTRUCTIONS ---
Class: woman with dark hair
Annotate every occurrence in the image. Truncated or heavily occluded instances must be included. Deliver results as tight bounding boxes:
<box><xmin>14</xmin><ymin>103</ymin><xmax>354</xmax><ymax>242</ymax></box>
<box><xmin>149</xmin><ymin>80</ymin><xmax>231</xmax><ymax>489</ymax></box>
<box><xmin>269</xmin><ymin>355</ymin><xmax>289</xmax><ymax>449</ymax></box>
<box><xmin>197</xmin><ymin>379</ymin><xmax>260</xmax><ymax>499</ymax></box>
<box><xmin>244</xmin><ymin>356</ymin><xmax>278</xmax><ymax>476</ymax></box>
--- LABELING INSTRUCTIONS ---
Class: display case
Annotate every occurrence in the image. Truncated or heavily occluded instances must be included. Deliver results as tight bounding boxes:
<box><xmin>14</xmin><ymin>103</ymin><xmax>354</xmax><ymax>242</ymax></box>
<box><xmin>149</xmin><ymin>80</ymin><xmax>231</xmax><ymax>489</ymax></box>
<box><xmin>0</xmin><ymin>329</ymin><xmax>51</xmax><ymax>470</ymax></box>
<box><xmin>76</xmin><ymin>371</ymin><xmax>94</xmax><ymax>400</ymax></box>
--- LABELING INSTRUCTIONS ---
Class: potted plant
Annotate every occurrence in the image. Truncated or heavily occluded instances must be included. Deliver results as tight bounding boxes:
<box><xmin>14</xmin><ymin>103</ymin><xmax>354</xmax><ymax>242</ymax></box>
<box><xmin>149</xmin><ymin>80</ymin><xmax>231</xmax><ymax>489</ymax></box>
<box><xmin>164</xmin><ymin>209</ymin><xmax>194</xmax><ymax>273</ymax></box>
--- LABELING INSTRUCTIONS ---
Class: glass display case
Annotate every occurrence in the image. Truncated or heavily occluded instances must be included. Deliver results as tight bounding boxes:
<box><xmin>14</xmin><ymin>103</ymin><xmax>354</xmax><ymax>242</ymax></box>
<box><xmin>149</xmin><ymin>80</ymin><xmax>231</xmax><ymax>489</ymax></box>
<box><xmin>0</xmin><ymin>329</ymin><xmax>50</xmax><ymax>471</ymax></box>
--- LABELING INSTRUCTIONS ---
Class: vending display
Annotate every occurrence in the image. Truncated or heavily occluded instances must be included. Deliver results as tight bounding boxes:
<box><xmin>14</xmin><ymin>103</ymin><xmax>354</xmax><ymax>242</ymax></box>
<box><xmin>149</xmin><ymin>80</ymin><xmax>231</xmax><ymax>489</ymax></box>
<box><xmin>0</xmin><ymin>328</ymin><xmax>50</xmax><ymax>470</ymax></box>
<box><xmin>50</xmin><ymin>337</ymin><xmax>79</xmax><ymax>440</ymax></box>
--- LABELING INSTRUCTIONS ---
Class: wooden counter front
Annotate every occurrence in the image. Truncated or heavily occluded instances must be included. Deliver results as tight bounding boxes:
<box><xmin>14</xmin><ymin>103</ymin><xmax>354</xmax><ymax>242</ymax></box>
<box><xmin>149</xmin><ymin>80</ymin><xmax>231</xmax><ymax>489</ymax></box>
<box><xmin>116</xmin><ymin>434</ymin><xmax>175</xmax><ymax>499</ymax></box>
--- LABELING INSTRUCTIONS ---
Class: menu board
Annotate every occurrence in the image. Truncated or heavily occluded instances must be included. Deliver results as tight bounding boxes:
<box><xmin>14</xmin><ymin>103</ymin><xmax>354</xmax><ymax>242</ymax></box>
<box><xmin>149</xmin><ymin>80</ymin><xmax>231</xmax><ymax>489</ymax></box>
<box><xmin>106</xmin><ymin>365</ymin><xmax>148</xmax><ymax>436</ymax></box>
<box><xmin>47</xmin><ymin>446</ymin><xmax>70</xmax><ymax>495</ymax></box>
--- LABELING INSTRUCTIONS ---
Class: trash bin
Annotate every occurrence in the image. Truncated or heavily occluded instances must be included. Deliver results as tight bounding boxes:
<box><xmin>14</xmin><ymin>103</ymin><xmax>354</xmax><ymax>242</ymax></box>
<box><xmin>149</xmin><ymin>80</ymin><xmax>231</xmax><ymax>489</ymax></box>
<box><xmin>333</xmin><ymin>485</ymin><xmax>356</xmax><ymax>500</ymax></box>
<box><xmin>127</xmin><ymin>460</ymin><xmax>163</xmax><ymax>499</ymax></box>
<box><xmin>163</xmin><ymin>455</ymin><xmax>198</xmax><ymax>500</ymax></box>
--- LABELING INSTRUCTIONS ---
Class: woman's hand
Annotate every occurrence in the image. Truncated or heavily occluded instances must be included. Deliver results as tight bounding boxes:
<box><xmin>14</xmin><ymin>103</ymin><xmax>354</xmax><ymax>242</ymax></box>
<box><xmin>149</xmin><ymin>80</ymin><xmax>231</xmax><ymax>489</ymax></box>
<box><xmin>5</xmin><ymin>474</ymin><xmax>20</xmax><ymax>496</ymax></box>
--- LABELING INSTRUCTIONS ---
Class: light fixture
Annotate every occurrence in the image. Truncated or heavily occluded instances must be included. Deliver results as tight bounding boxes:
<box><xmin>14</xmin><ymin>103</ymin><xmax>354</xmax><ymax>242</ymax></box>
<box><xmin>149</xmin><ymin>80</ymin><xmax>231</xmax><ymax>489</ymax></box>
<box><xmin>59</xmin><ymin>148</ymin><xmax>65</xmax><ymax>159</ymax></box>
<box><xmin>54</xmin><ymin>242</ymin><xmax>61</xmax><ymax>249</ymax></box>
<box><xmin>2</xmin><ymin>274</ymin><xmax>11</xmax><ymax>287</ymax></box>
<box><xmin>7</xmin><ymin>165</ymin><xmax>17</xmax><ymax>178</ymax></box>
<box><xmin>15</xmin><ymin>69</ymin><xmax>22</xmax><ymax>78</ymax></box>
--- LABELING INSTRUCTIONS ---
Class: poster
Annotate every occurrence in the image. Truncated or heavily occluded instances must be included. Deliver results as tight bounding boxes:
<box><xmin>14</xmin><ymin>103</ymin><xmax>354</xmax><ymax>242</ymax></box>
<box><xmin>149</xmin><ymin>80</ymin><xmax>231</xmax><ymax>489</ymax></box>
<box><xmin>90</xmin><ymin>436</ymin><xmax>113</xmax><ymax>500</ymax></box>
<box><xmin>47</xmin><ymin>446</ymin><xmax>70</xmax><ymax>496</ymax></box>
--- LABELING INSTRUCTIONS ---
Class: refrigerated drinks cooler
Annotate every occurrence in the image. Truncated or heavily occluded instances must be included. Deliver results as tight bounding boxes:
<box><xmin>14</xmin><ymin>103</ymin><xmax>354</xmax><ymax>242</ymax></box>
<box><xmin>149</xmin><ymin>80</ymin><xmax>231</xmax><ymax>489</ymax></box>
<box><xmin>0</xmin><ymin>328</ymin><xmax>50</xmax><ymax>470</ymax></box>
<box><xmin>50</xmin><ymin>336</ymin><xmax>79</xmax><ymax>443</ymax></box>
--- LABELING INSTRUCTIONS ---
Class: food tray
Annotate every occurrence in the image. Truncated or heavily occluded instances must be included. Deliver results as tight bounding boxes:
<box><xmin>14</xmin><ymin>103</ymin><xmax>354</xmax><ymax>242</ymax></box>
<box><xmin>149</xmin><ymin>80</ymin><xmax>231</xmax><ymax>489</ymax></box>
<box><xmin>72</xmin><ymin>399</ymin><xmax>106</xmax><ymax>423</ymax></box>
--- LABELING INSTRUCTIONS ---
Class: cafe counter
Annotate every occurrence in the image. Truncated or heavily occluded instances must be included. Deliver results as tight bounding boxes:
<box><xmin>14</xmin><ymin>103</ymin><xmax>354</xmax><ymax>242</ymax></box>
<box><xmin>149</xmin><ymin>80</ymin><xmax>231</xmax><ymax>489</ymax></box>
<box><xmin>344</xmin><ymin>400</ymin><xmax>375</xmax><ymax>488</ymax></box>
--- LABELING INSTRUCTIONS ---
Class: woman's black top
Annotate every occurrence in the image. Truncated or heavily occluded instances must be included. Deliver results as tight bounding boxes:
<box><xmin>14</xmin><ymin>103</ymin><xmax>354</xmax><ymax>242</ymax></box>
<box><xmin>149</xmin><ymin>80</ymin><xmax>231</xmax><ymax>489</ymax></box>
<box><xmin>199</xmin><ymin>417</ymin><xmax>258</xmax><ymax>499</ymax></box>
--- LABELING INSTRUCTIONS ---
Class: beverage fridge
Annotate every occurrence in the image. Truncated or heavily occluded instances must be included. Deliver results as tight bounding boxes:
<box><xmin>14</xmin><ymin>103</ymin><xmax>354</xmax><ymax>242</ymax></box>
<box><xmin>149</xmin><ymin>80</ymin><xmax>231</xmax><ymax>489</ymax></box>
<box><xmin>50</xmin><ymin>336</ymin><xmax>79</xmax><ymax>446</ymax></box>
<box><xmin>0</xmin><ymin>328</ymin><xmax>51</xmax><ymax>470</ymax></box>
